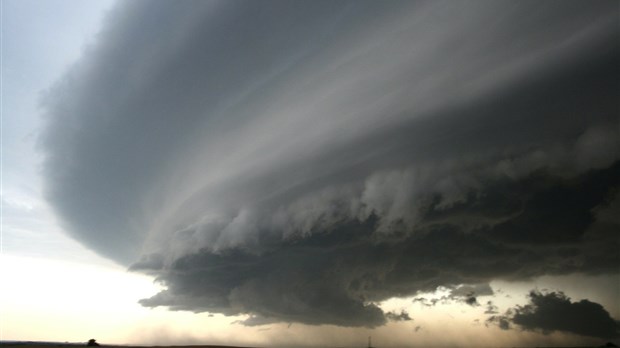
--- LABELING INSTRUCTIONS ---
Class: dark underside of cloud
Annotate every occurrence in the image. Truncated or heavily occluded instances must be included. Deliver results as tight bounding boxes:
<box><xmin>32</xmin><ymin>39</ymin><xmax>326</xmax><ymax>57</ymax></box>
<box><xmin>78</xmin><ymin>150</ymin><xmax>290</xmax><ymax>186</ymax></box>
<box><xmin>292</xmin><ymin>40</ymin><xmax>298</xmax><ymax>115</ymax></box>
<box><xmin>40</xmin><ymin>0</ymin><xmax>619</xmax><ymax>327</ymax></box>
<box><xmin>488</xmin><ymin>290</ymin><xmax>620</xmax><ymax>339</ymax></box>
<box><xmin>135</xmin><ymin>162</ymin><xmax>620</xmax><ymax>327</ymax></box>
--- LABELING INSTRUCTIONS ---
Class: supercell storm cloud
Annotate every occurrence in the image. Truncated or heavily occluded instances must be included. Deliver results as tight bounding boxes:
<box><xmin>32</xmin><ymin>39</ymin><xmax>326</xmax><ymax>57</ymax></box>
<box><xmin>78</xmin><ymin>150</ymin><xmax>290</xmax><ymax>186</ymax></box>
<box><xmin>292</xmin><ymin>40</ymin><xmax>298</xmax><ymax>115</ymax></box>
<box><xmin>40</xmin><ymin>0</ymin><xmax>619</xmax><ymax>329</ymax></box>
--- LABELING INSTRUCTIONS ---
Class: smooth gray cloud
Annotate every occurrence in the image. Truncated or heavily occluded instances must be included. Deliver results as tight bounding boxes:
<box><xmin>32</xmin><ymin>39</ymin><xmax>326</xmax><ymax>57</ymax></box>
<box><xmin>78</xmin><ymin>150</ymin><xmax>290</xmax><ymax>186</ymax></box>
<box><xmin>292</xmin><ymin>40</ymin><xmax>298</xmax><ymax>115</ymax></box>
<box><xmin>488</xmin><ymin>291</ymin><xmax>620</xmax><ymax>339</ymax></box>
<box><xmin>40</xmin><ymin>0</ymin><xmax>619</xmax><ymax>326</ymax></box>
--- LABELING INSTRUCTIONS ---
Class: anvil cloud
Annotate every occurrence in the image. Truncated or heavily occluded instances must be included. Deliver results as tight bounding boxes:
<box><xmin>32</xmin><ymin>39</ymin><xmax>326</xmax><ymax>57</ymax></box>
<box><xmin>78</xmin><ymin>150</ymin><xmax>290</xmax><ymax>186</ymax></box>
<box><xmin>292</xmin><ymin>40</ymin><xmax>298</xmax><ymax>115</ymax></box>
<box><xmin>40</xmin><ymin>0</ymin><xmax>619</xmax><ymax>328</ymax></box>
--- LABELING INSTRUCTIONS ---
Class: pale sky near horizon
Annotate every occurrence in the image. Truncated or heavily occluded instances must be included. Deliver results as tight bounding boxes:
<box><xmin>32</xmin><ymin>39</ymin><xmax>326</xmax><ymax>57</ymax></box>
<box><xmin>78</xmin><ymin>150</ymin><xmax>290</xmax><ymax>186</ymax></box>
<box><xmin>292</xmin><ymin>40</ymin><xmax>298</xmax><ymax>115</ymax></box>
<box><xmin>1</xmin><ymin>1</ymin><xmax>619</xmax><ymax>347</ymax></box>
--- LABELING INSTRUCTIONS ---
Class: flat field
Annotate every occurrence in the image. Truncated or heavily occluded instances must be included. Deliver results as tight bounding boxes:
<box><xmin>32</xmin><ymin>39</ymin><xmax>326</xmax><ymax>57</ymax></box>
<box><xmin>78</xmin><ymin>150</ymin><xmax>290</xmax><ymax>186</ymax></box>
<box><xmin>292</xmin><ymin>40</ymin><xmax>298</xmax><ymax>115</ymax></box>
<box><xmin>2</xmin><ymin>343</ymin><xmax>615</xmax><ymax>348</ymax></box>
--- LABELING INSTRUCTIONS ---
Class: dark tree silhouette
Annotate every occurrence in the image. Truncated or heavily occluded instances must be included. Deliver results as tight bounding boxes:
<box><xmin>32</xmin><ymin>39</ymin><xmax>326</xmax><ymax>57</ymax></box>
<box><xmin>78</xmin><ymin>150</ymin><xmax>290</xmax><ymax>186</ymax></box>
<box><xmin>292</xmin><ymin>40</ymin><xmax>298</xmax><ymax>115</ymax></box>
<box><xmin>87</xmin><ymin>339</ymin><xmax>100</xmax><ymax>346</ymax></box>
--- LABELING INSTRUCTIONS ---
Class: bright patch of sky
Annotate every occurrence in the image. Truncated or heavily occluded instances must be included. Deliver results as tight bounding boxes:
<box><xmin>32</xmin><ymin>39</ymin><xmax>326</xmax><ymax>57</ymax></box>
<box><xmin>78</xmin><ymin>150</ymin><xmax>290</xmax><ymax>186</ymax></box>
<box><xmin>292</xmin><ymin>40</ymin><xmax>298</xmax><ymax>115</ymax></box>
<box><xmin>0</xmin><ymin>0</ymin><xmax>157</xmax><ymax>341</ymax></box>
<box><xmin>2</xmin><ymin>0</ymin><xmax>114</xmax><ymax>261</ymax></box>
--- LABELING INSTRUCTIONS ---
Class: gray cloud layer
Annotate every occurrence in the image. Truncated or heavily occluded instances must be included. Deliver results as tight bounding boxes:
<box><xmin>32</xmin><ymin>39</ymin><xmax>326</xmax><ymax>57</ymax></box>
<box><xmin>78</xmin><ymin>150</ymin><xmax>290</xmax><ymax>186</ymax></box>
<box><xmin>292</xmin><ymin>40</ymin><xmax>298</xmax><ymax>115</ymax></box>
<box><xmin>40</xmin><ymin>0</ymin><xmax>619</xmax><ymax>327</ymax></box>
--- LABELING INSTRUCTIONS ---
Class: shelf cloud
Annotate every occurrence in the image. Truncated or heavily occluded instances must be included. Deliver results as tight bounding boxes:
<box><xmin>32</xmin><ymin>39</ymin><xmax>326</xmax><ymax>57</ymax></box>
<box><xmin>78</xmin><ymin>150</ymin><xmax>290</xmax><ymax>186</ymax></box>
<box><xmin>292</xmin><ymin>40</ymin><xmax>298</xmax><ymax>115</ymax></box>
<box><xmin>40</xmin><ymin>0</ymin><xmax>619</xmax><ymax>327</ymax></box>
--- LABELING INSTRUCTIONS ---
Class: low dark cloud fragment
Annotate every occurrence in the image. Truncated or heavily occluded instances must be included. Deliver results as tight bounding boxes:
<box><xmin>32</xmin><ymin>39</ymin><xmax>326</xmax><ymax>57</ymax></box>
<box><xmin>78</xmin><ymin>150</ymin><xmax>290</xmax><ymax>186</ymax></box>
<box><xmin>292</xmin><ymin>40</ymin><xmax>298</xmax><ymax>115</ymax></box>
<box><xmin>412</xmin><ymin>284</ymin><xmax>493</xmax><ymax>308</ymax></box>
<box><xmin>412</xmin><ymin>296</ymin><xmax>447</xmax><ymax>307</ymax></box>
<box><xmin>385</xmin><ymin>310</ymin><xmax>412</xmax><ymax>322</ymax></box>
<box><xmin>486</xmin><ymin>315</ymin><xmax>512</xmax><ymax>331</ymax></box>
<box><xmin>464</xmin><ymin>296</ymin><xmax>478</xmax><ymax>307</ymax></box>
<box><xmin>514</xmin><ymin>291</ymin><xmax>620</xmax><ymax>339</ymax></box>
<box><xmin>449</xmin><ymin>284</ymin><xmax>493</xmax><ymax>298</ymax></box>
<box><xmin>485</xmin><ymin>301</ymin><xmax>499</xmax><ymax>314</ymax></box>
<box><xmin>449</xmin><ymin>284</ymin><xmax>493</xmax><ymax>306</ymax></box>
<box><xmin>233</xmin><ymin>315</ymin><xmax>279</xmax><ymax>327</ymax></box>
<box><xmin>488</xmin><ymin>291</ymin><xmax>620</xmax><ymax>339</ymax></box>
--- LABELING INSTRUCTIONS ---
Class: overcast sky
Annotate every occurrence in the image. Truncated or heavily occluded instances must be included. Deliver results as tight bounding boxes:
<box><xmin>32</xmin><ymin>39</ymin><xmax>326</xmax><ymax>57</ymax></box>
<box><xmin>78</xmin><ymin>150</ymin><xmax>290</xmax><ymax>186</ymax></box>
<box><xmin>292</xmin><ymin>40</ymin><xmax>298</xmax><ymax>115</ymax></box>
<box><xmin>2</xmin><ymin>1</ymin><xmax>619</xmax><ymax>347</ymax></box>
